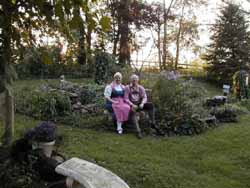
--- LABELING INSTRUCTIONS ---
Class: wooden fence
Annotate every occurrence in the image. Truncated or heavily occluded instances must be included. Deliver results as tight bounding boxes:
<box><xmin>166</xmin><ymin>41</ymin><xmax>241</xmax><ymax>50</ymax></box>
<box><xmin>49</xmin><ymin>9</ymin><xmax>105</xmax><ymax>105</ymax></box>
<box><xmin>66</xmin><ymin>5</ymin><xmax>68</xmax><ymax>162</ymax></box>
<box><xmin>130</xmin><ymin>60</ymin><xmax>204</xmax><ymax>70</ymax></box>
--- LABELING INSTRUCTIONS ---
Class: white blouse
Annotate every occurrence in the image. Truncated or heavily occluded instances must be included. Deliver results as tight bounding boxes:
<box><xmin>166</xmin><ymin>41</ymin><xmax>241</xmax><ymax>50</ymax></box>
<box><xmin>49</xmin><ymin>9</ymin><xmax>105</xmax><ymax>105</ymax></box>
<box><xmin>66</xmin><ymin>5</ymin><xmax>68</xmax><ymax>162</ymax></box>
<box><xmin>104</xmin><ymin>84</ymin><xmax>123</xmax><ymax>98</ymax></box>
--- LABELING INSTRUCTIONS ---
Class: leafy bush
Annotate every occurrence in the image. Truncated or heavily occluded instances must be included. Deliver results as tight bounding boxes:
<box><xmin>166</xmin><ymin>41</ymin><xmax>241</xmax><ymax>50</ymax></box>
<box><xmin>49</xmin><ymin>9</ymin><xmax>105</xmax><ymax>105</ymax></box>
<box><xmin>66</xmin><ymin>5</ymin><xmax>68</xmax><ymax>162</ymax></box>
<box><xmin>15</xmin><ymin>82</ymin><xmax>105</xmax><ymax>129</ymax></box>
<box><xmin>152</xmin><ymin>78</ymin><xmax>209</xmax><ymax>135</ymax></box>
<box><xmin>239</xmin><ymin>99</ymin><xmax>250</xmax><ymax>112</ymax></box>
<box><xmin>79</xmin><ymin>84</ymin><xmax>104</xmax><ymax>105</ymax></box>
<box><xmin>94</xmin><ymin>51</ymin><xmax>118</xmax><ymax>84</ymax></box>
<box><xmin>211</xmin><ymin>105</ymin><xmax>238</xmax><ymax>123</ymax></box>
<box><xmin>15</xmin><ymin>46</ymin><xmax>91</xmax><ymax>79</ymax></box>
<box><xmin>224</xmin><ymin>102</ymin><xmax>250</xmax><ymax>115</ymax></box>
<box><xmin>0</xmin><ymin>161</ymin><xmax>47</xmax><ymax>188</ymax></box>
<box><xmin>15</xmin><ymin>89</ymin><xmax>72</xmax><ymax>120</ymax></box>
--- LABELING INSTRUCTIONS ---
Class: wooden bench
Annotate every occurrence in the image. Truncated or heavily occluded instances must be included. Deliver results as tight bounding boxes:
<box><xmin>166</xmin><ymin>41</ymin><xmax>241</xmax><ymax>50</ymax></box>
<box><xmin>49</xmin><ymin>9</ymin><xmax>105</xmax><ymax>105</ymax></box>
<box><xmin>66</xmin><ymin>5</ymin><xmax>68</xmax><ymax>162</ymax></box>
<box><xmin>103</xmin><ymin>88</ymin><xmax>153</xmax><ymax>130</ymax></box>
<box><xmin>55</xmin><ymin>157</ymin><xmax>130</xmax><ymax>188</ymax></box>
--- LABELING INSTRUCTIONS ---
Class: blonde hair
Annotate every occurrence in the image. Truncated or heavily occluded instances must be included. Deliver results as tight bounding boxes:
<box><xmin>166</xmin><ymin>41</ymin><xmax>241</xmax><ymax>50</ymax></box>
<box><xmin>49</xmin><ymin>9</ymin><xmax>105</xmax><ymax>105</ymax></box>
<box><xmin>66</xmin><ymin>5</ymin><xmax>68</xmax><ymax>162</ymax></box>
<box><xmin>114</xmin><ymin>72</ymin><xmax>122</xmax><ymax>79</ymax></box>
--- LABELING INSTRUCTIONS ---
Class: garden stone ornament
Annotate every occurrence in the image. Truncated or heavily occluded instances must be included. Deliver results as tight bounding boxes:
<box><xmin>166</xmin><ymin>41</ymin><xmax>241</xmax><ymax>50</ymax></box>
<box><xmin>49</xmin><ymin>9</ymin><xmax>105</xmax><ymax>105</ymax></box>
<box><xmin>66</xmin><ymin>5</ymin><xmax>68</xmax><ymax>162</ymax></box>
<box><xmin>56</xmin><ymin>157</ymin><xmax>130</xmax><ymax>188</ymax></box>
<box><xmin>160</xmin><ymin>70</ymin><xmax>180</xmax><ymax>80</ymax></box>
<box><xmin>60</xmin><ymin>75</ymin><xmax>75</xmax><ymax>90</ymax></box>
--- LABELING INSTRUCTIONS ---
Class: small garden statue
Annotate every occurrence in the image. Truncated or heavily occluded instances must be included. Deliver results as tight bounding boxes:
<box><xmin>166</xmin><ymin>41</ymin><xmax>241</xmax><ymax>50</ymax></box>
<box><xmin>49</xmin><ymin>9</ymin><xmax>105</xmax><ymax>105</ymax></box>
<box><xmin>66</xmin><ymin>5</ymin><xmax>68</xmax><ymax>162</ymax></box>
<box><xmin>233</xmin><ymin>70</ymin><xmax>250</xmax><ymax>100</ymax></box>
<box><xmin>60</xmin><ymin>75</ymin><xmax>75</xmax><ymax>90</ymax></box>
<box><xmin>60</xmin><ymin>75</ymin><xmax>67</xmax><ymax>90</ymax></box>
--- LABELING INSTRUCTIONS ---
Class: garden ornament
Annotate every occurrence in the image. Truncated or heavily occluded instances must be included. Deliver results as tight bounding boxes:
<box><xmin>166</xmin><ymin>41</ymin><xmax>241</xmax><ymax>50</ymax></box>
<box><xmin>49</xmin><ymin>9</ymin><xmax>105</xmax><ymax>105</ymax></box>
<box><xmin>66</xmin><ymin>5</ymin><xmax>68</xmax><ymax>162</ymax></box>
<box><xmin>60</xmin><ymin>75</ymin><xmax>65</xmax><ymax>81</ymax></box>
<box><xmin>223</xmin><ymin>84</ymin><xmax>230</xmax><ymax>96</ymax></box>
<box><xmin>56</xmin><ymin>157</ymin><xmax>130</xmax><ymax>188</ymax></box>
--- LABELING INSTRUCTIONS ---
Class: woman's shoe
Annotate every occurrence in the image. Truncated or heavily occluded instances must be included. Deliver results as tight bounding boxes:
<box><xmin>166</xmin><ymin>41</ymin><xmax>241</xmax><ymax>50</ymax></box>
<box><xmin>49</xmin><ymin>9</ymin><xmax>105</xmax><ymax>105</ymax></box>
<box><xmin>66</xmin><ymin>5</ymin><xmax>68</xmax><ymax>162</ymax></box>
<box><xmin>118</xmin><ymin>129</ymin><xmax>123</xmax><ymax>134</ymax></box>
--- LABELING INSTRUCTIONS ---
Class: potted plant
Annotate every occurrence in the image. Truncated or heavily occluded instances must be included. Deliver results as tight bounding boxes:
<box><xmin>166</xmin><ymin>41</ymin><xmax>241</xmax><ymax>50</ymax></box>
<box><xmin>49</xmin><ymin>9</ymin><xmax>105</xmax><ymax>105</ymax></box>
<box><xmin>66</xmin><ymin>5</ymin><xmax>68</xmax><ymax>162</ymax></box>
<box><xmin>25</xmin><ymin>121</ymin><xmax>56</xmax><ymax>157</ymax></box>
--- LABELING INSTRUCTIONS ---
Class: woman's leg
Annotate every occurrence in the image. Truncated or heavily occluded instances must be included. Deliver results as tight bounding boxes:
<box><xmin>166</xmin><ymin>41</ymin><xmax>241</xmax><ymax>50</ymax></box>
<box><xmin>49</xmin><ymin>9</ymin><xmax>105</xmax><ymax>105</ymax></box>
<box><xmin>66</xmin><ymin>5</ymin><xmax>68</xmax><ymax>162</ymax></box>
<box><xmin>117</xmin><ymin>121</ymin><xmax>123</xmax><ymax>134</ymax></box>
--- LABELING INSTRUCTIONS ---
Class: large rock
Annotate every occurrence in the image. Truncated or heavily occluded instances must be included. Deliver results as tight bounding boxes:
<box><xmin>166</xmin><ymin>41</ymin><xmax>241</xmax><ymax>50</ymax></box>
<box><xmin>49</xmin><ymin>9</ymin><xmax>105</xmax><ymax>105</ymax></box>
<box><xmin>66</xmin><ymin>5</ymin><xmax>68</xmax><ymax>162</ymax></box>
<box><xmin>55</xmin><ymin>157</ymin><xmax>130</xmax><ymax>188</ymax></box>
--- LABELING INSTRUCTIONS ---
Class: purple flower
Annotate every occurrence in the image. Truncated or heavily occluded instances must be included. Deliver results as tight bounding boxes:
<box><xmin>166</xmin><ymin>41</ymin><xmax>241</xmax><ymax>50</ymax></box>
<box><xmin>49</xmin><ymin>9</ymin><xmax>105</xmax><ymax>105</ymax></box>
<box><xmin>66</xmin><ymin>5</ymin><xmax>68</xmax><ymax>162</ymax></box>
<box><xmin>25</xmin><ymin>121</ymin><xmax>56</xmax><ymax>142</ymax></box>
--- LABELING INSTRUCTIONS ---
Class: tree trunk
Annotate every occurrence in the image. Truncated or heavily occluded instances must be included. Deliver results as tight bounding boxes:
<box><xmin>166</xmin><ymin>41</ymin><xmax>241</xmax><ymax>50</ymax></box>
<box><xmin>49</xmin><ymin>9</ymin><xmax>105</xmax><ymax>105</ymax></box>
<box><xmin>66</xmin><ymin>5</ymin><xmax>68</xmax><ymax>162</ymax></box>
<box><xmin>3</xmin><ymin>90</ymin><xmax>14</xmax><ymax>145</ymax></box>
<box><xmin>77</xmin><ymin>6</ymin><xmax>86</xmax><ymax>65</ymax></box>
<box><xmin>78</xmin><ymin>24</ymin><xmax>86</xmax><ymax>64</ymax></box>
<box><xmin>118</xmin><ymin>0</ymin><xmax>130</xmax><ymax>66</ymax></box>
<box><xmin>113</xmin><ymin>30</ymin><xmax>120</xmax><ymax>56</ymax></box>
<box><xmin>86</xmin><ymin>15</ymin><xmax>93</xmax><ymax>65</ymax></box>
<box><xmin>157</xmin><ymin>24</ymin><xmax>162</xmax><ymax>71</ymax></box>
<box><xmin>162</xmin><ymin>0</ymin><xmax>167</xmax><ymax>70</ymax></box>
<box><xmin>174</xmin><ymin>5</ymin><xmax>184</xmax><ymax>70</ymax></box>
<box><xmin>110</xmin><ymin>1</ymin><xmax>120</xmax><ymax>56</ymax></box>
<box><xmin>162</xmin><ymin>0</ymin><xmax>175</xmax><ymax>70</ymax></box>
<box><xmin>1</xmin><ymin>0</ymin><xmax>14</xmax><ymax>145</ymax></box>
<box><xmin>175</xmin><ymin>20</ymin><xmax>182</xmax><ymax>70</ymax></box>
<box><xmin>86</xmin><ymin>19</ymin><xmax>92</xmax><ymax>53</ymax></box>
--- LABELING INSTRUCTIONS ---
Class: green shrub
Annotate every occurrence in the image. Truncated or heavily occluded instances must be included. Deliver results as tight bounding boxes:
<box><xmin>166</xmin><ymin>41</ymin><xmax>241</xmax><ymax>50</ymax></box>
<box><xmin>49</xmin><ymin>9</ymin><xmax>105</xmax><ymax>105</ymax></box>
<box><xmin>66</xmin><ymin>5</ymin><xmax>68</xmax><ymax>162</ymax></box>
<box><xmin>211</xmin><ymin>105</ymin><xmax>238</xmax><ymax>123</ymax></box>
<box><xmin>239</xmin><ymin>99</ymin><xmax>250</xmax><ymax>112</ymax></box>
<box><xmin>15</xmin><ymin>89</ymin><xmax>71</xmax><ymax>120</ymax></box>
<box><xmin>15</xmin><ymin>82</ymin><xmax>105</xmax><ymax>128</ymax></box>
<box><xmin>94</xmin><ymin>51</ymin><xmax>118</xmax><ymax>84</ymax></box>
<box><xmin>15</xmin><ymin>46</ymin><xmax>91</xmax><ymax>79</ymax></box>
<box><xmin>152</xmin><ymin>78</ymin><xmax>209</xmax><ymax>135</ymax></box>
<box><xmin>79</xmin><ymin>84</ymin><xmax>104</xmax><ymax>105</ymax></box>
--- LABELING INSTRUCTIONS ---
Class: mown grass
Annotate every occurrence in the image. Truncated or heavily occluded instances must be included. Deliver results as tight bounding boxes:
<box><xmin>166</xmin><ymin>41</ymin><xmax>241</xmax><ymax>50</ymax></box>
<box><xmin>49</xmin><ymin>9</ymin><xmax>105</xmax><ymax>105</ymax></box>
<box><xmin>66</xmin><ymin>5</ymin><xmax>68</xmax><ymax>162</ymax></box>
<box><xmin>1</xmin><ymin>78</ymin><xmax>250</xmax><ymax>188</ymax></box>
<box><xmin>1</xmin><ymin>114</ymin><xmax>250</xmax><ymax>188</ymax></box>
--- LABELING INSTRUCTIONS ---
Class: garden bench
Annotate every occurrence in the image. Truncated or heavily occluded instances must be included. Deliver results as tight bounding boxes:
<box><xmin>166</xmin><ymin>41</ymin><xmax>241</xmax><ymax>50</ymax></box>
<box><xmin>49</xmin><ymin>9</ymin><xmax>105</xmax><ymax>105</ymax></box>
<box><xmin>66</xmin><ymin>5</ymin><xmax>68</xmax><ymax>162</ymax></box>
<box><xmin>55</xmin><ymin>157</ymin><xmax>130</xmax><ymax>188</ymax></box>
<box><xmin>103</xmin><ymin>88</ymin><xmax>153</xmax><ymax>132</ymax></box>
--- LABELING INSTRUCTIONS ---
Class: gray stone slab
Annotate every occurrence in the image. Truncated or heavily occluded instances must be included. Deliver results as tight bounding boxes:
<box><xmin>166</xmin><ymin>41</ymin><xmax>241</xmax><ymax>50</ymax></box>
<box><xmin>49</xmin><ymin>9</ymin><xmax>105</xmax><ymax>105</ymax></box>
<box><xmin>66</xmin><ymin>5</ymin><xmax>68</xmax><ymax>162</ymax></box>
<box><xmin>55</xmin><ymin>157</ymin><xmax>130</xmax><ymax>188</ymax></box>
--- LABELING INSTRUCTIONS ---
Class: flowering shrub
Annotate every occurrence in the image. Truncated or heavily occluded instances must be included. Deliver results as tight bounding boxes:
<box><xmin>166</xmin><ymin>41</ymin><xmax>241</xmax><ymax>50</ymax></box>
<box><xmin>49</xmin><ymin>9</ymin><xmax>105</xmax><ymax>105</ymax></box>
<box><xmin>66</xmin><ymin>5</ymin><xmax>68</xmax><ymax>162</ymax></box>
<box><xmin>25</xmin><ymin>121</ymin><xmax>56</xmax><ymax>142</ymax></box>
<box><xmin>152</xmin><ymin>78</ymin><xmax>209</xmax><ymax>135</ymax></box>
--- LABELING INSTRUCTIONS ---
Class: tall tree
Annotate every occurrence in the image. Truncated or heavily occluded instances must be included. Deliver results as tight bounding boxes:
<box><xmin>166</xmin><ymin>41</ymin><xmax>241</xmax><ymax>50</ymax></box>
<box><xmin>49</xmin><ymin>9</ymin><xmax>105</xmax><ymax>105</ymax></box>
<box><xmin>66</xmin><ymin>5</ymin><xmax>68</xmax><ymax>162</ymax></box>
<box><xmin>150</xmin><ymin>2</ymin><xmax>174</xmax><ymax>71</ymax></box>
<box><xmin>204</xmin><ymin>3</ymin><xmax>250</xmax><ymax>84</ymax></box>
<box><xmin>173</xmin><ymin>0</ymin><xmax>204</xmax><ymax>70</ymax></box>
<box><xmin>0</xmin><ymin>1</ymin><xmax>16</xmax><ymax>145</ymax></box>
<box><xmin>0</xmin><ymin>0</ymin><xmax>102</xmax><ymax>145</ymax></box>
<box><xmin>108</xmin><ymin>0</ymin><xmax>159</xmax><ymax>66</ymax></box>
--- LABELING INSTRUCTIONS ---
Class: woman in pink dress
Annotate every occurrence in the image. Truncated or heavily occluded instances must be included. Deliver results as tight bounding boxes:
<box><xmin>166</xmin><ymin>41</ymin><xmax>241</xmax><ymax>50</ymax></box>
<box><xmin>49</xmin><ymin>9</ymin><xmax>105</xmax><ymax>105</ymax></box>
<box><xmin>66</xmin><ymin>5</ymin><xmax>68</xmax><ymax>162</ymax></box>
<box><xmin>104</xmin><ymin>72</ymin><xmax>131</xmax><ymax>134</ymax></box>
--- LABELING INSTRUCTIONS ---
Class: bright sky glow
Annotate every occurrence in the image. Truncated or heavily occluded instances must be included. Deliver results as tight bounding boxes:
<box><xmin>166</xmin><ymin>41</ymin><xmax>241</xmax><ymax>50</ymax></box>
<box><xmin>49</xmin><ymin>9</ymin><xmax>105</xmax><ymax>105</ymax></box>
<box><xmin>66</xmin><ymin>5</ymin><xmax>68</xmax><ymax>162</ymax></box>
<box><xmin>131</xmin><ymin>0</ymin><xmax>250</xmax><ymax>67</ymax></box>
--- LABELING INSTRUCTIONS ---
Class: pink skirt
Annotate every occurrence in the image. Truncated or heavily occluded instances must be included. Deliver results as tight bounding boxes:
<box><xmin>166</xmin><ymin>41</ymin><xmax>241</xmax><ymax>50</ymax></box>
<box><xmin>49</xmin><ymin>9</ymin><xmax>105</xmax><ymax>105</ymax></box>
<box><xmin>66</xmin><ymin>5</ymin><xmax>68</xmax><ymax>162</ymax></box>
<box><xmin>112</xmin><ymin>97</ymin><xmax>130</xmax><ymax>122</ymax></box>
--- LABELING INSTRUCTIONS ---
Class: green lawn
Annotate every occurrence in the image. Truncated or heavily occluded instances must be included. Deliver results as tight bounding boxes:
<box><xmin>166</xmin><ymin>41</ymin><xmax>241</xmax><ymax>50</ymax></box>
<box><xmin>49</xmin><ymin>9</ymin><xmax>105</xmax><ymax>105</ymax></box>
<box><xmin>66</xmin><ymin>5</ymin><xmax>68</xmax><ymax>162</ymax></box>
<box><xmin>1</xmin><ymin>114</ymin><xmax>250</xmax><ymax>188</ymax></box>
<box><xmin>1</xmin><ymin>78</ymin><xmax>250</xmax><ymax>188</ymax></box>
